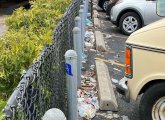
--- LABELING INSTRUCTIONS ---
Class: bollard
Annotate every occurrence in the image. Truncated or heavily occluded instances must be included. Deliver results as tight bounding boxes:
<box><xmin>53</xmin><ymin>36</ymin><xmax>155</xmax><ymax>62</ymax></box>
<box><xmin>79</xmin><ymin>8</ymin><xmax>84</xmax><ymax>40</ymax></box>
<box><xmin>74</xmin><ymin>17</ymin><xmax>82</xmax><ymax>55</ymax></box>
<box><xmin>42</xmin><ymin>108</ymin><xmax>66</xmax><ymax>120</ymax></box>
<box><xmin>74</xmin><ymin>16</ymin><xmax>81</xmax><ymax>28</ymax></box>
<box><xmin>75</xmin><ymin>16</ymin><xmax>84</xmax><ymax>62</ymax></box>
<box><xmin>83</xmin><ymin>0</ymin><xmax>87</xmax><ymax>20</ymax></box>
<box><xmin>84</xmin><ymin>0</ymin><xmax>89</xmax><ymax>20</ymax></box>
<box><xmin>65</xmin><ymin>50</ymin><xmax>78</xmax><ymax>120</ymax></box>
<box><xmin>80</xmin><ymin>5</ymin><xmax>85</xmax><ymax>57</ymax></box>
<box><xmin>74</xmin><ymin>17</ymin><xmax>82</xmax><ymax>62</ymax></box>
<box><xmin>86</xmin><ymin>0</ymin><xmax>89</xmax><ymax>13</ymax></box>
<box><xmin>73</xmin><ymin>27</ymin><xmax>82</xmax><ymax>88</ymax></box>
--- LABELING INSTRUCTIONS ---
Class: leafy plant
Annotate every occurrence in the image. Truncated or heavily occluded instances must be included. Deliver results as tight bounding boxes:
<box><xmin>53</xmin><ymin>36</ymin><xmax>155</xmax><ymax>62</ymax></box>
<box><xmin>0</xmin><ymin>100</ymin><xmax>6</xmax><ymax>120</ymax></box>
<box><xmin>0</xmin><ymin>0</ymin><xmax>71</xmax><ymax>98</ymax></box>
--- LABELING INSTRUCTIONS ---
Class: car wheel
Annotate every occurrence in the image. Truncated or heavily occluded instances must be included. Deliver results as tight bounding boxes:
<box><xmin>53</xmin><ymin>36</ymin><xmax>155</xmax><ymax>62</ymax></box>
<box><xmin>119</xmin><ymin>12</ymin><xmax>142</xmax><ymax>35</ymax></box>
<box><xmin>139</xmin><ymin>83</ymin><xmax>165</xmax><ymax>120</ymax></box>
<box><xmin>102</xmin><ymin>0</ymin><xmax>109</xmax><ymax>11</ymax></box>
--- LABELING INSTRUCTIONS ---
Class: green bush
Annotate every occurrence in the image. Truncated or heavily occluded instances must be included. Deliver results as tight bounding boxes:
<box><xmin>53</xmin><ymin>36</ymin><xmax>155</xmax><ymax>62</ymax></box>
<box><xmin>0</xmin><ymin>0</ymin><xmax>71</xmax><ymax>98</ymax></box>
<box><xmin>0</xmin><ymin>100</ymin><xmax>6</xmax><ymax>119</ymax></box>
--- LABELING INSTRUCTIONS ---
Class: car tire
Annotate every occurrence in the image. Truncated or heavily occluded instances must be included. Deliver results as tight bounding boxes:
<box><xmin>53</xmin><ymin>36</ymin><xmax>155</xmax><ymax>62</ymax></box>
<box><xmin>119</xmin><ymin>12</ymin><xmax>142</xmax><ymax>35</ymax></box>
<box><xmin>139</xmin><ymin>83</ymin><xmax>165</xmax><ymax>120</ymax></box>
<box><xmin>102</xmin><ymin>0</ymin><xmax>109</xmax><ymax>11</ymax></box>
<box><xmin>106</xmin><ymin>3</ymin><xmax>115</xmax><ymax>16</ymax></box>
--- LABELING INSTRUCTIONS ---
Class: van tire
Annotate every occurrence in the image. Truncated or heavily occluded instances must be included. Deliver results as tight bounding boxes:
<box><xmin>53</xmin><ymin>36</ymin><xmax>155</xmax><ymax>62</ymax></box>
<box><xmin>139</xmin><ymin>82</ymin><xmax>165</xmax><ymax>120</ymax></box>
<box><xmin>119</xmin><ymin>12</ymin><xmax>142</xmax><ymax>35</ymax></box>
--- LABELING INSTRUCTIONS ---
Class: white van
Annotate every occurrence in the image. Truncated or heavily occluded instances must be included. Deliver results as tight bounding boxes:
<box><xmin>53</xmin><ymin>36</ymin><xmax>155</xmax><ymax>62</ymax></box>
<box><xmin>116</xmin><ymin>0</ymin><xmax>165</xmax><ymax>119</ymax></box>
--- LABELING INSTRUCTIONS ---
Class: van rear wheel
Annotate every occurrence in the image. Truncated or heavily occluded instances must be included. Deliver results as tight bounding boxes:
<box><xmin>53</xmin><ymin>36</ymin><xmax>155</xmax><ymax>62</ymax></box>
<box><xmin>139</xmin><ymin>83</ymin><xmax>165</xmax><ymax>120</ymax></box>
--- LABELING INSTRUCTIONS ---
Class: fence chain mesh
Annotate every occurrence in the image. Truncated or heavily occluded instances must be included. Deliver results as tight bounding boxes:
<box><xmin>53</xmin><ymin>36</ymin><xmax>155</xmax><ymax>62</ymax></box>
<box><xmin>3</xmin><ymin>0</ymin><xmax>82</xmax><ymax>119</ymax></box>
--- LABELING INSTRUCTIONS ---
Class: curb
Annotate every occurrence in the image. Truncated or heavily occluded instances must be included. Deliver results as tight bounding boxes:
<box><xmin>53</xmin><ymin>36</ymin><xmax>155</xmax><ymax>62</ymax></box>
<box><xmin>93</xmin><ymin>10</ymin><xmax>98</xmax><ymax>18</ymax></box>
<box><xmin>95</xmin><ymin>60</ymin><xmax>118</xmax><ymax>111</ymax></box>
<box><xmin>95</xmin><ymin>31</ymin><xmax>106</xmax><ymax>52</ymax></box>
<box><xmin>93</xmin><ymin>18</ymin><xmax>101</xmax><ymax>28</ymax></box>
<box><xmin>92</xmin><ymin>5</ymin><xmax>98</xmax><ymax>10</ymax></box>
<box><xmin>92</xmin><ymin>3</ymin><xmax>118</xmax><ymax>112</ymax></box>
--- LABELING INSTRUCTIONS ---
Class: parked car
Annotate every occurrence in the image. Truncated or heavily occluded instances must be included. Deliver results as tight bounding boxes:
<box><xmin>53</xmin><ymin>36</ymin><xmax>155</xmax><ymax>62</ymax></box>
<box><xmin>110</xmin><ymin>0</ymin><xmax>162</xmax><ymax>35</ymax></box>
<box><xmin>106</xmin><ymin>0</ymin><xmax>118</xmax><ymax>16</ymax></box>
<box><xmin>98</xmin><ymin>0</ymin><xmax>109</xmax><ymax>11</ymax></box>
<box><xmin>116</xmin><ymin>0</ymin><xmax>165</xmax><ymax>120</ymax></box>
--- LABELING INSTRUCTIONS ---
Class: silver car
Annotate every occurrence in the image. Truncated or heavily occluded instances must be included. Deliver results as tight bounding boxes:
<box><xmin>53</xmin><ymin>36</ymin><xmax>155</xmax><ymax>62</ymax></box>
<box><xmin>110</xmin><ymin>0</ymin><xmax>162</xmax><ymax>35</ymax></box>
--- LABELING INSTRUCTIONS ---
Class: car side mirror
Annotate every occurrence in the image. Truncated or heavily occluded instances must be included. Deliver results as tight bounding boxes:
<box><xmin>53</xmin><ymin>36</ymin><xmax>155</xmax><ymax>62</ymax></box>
<box><xmin>157</xmin><ymin>0</ymin><xmax>165</xmax><ymax>16</ymax></box>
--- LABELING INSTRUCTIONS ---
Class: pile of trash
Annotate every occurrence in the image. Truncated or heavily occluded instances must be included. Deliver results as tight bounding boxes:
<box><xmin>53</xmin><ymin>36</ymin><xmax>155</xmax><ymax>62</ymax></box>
<box><xmin>84</xmin><ymin>30</ymin><xmax>95</xmax><ymax>49</ymax></box>
<box><xmin>78</xmin><ymin>67</ymin><xmax>99</xmax><ymax>120</ymax></box>
<box><xmin>78</xmin><ymin>17</ymin><xmax>98</xmax><ymax>120</ymax></box>
<box><xmin>84</xmin><ymin>18</ymin><xmax>95</xmax><ymax>49</ymax></box>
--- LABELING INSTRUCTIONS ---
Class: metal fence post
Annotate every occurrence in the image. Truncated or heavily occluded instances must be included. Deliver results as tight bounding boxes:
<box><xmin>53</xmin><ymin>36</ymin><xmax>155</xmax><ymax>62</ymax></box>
<box><xmin>65</xmin><ymin>50</ymin><xmax>78</xmax><ymax>120</ymax></box>
<box><xmin>73</xmin><ymin>27</ymin><xmax>81</xmax><ymax>88</ymax></box>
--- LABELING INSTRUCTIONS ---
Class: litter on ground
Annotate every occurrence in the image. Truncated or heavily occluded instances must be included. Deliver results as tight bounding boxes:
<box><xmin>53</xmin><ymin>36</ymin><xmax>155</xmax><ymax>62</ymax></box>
<box><xmin>111</xmin><ymin>78</ymin><xmax>119</xmax><ymax>84</ymax></box>
<box><xmin>78</xmin><ymin>68</ymin><xmax>99</xmax><ymax>119</ymax></box>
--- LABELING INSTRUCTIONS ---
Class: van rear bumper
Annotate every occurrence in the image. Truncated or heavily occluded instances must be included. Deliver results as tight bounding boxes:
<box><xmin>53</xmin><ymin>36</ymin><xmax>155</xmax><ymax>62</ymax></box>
<box><xmin>116</xmin><ymin>78</ymin><xmax>130</xmax><ymax>102</ymax></box>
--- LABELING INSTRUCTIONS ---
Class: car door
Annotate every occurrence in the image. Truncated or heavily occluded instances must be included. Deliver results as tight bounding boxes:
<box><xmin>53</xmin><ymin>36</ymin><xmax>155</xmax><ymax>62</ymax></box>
<box><xmin>144</xmin><ymin>0</ymin><xmax>161</xmax><ymax>25</ymax></box>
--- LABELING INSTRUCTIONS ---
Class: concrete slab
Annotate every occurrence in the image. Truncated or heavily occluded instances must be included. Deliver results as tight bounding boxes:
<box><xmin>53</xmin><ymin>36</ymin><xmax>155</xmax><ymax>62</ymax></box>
<box><xmin>93</xmin><ymin>10</ymin><xmax>98</xmax><ymax>18</ymax></box>
<box><xmin>94</xmin><ymin>18</ymin><xmax>101</xmax><ymax>28</ymax></box>
<box><xmin>92</xmin><ymin>5</ymin><xmax>98</xmax><ymax>10</ymax></box>
<box><xmin>95</xmin><ymin>60</ymin><xmax>118</xmax><ymax>111</ymax></box>
<box><xmin>95</xmin><ymin>31</ymin><xmax>106</xmax><ymax>51</ymax></box>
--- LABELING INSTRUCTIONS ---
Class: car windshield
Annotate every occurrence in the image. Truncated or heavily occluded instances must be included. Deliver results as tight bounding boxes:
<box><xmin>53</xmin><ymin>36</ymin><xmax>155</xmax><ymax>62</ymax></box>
<box><xmin>157</xmin><ymin>0</ymin><xmax>165</xmax><ymax>16</ymax></box>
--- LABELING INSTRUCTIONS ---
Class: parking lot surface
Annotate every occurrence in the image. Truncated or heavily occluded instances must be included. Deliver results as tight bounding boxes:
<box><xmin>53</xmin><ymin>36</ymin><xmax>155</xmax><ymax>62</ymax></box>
<box><xmin>86</xmin><ymin>8</ymin><xmax>141</xmax><ymax>120</ymax></box>
<box><xmin>99</xmin><ymin>9</ymin><xmax>140</xmax><ymax>120</ymax></box>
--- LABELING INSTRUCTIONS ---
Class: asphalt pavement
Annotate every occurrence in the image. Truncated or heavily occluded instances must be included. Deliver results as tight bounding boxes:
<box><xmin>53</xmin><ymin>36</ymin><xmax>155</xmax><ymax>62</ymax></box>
<box><xmin>0</xmin><ymin>1</ymin><xmax>29</xmax><ymax>37</ymax></box>
<box><xmin>97</xmin><ymin>9</ymin><xmax>140</xmax><ymax>120</ymax></box>
<box><xmin>85</xmin><ymin>6</ymin><xmax>141</xmax><ymax>119</ymax></box>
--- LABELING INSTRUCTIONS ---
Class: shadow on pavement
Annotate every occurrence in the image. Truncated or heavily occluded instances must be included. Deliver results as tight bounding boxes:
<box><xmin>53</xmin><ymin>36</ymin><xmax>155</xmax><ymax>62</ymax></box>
<box><xmin>0</xmin><ymin>0</ymin><xmax>30</xmax><ymax>15</ymax></box>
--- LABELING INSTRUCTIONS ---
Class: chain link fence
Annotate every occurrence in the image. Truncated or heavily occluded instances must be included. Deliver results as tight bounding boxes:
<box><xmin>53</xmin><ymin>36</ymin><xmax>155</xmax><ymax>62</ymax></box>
<box><xmin>3</xmin><ymin>0</ymin><xmax>83</xmax><ymax>119</ymax></box>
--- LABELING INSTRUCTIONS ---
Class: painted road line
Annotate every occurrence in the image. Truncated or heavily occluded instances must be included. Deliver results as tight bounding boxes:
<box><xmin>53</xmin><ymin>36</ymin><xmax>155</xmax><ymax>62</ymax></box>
<box><xmin>95</xmin><ymin>57</ymin><xmax>125</xmax><ymax>67</ymax></box>
<box><xmin>111</xmin><ymin>34</ymin><xmax>128</xmax><ymax>39</ymax></box>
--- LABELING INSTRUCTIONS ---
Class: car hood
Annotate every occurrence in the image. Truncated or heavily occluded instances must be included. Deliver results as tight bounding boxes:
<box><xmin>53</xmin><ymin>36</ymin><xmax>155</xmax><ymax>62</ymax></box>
<box><xmin>126</xmin><ymin>18</ymin><xmax>165</xmax><ymax>50</ymax></box>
